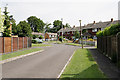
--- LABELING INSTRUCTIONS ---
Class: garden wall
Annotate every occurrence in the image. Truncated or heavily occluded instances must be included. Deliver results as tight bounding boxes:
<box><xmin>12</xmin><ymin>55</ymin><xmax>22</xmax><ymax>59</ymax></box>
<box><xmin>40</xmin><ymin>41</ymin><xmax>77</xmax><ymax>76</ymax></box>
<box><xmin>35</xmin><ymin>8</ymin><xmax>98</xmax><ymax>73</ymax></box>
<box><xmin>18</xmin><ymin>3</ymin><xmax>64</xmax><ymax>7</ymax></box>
<box><xmin>0</xmin><ymin>37</ymin><xmax>32</xmax><ymax>54</ymax></box>
<box><xmin>97</xmin><ymin>35</ymin><xmax>120</xmax><ymax>63</ymax></box>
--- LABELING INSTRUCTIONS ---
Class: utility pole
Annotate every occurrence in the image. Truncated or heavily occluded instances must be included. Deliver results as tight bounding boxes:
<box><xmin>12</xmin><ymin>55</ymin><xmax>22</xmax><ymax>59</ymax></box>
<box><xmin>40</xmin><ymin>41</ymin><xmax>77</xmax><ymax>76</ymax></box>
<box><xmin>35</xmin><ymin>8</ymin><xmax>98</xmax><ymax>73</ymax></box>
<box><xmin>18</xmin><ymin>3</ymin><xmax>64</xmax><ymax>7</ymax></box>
<box><xmin>79</xmin><ymin>20</ymin><xmax>83</xmax><ymax>49</ymax></box>
<box><xmin>61</xmin><ymin>18</ymin><xmax>63</xmax><ymax>42</ymax></box>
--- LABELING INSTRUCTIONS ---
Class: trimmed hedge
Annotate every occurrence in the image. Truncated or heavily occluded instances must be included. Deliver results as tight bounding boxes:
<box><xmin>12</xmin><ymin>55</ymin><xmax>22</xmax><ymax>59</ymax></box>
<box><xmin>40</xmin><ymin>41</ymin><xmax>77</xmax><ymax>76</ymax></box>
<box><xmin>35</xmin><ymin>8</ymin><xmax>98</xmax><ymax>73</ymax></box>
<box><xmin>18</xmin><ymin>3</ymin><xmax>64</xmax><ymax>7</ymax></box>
<box><xmin>96</xmin><ymin>23</ymin><xmax>120</xmax><ymax>37</ymax></box>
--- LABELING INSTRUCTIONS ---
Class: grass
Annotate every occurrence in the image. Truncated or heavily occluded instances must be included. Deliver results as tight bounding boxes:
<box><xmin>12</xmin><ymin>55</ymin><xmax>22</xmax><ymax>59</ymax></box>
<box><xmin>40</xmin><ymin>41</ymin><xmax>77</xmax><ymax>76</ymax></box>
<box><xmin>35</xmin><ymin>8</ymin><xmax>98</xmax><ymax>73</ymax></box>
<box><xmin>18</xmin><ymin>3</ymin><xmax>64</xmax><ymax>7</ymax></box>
<box><xmin>66</xmin><ymin>43</ymin><xmax>82</xmax><ymax>46</ymax></box>
<box><xmin>32</xmin><ymin>43</ymin><xmax>51</xmax><ymax>47</ymax></box>
<box><xmin>1</xmin><ymin>48</ymin><xmax>42</xmax><ymax>60</ymax></box>
<box><xmin>60</xmin><ymin>48</ymin><xmax>106</xmax><ymax>79</ymax></box>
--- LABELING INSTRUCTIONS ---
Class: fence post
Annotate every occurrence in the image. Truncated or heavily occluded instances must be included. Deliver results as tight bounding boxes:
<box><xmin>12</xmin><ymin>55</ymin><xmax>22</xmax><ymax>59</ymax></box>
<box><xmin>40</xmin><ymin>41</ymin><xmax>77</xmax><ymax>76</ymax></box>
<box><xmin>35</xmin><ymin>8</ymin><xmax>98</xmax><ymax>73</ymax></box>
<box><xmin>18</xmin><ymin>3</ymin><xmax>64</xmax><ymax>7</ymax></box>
<box><xmin>23</xmin><ymin>37</ymin><xmax>24</xmax><ymax>48</ymax></box>
<box><xmin>11</xmin><ymin>37</ymin><xmax>13</xmax><ymax>52</ymax></box>
<box><xmin>3</xmin><ymin>37</ymin><xmax>5</xmax><ymax>53</ymax></box>
<box><xmin>27</xmin><ymin>37</ymin><xmax>28</xmax><ymax>48</ymax></box>
<box><xmin>18</xmin><ymin>37</ymin><xmax>19</xmax><ymax>50</ymax></box>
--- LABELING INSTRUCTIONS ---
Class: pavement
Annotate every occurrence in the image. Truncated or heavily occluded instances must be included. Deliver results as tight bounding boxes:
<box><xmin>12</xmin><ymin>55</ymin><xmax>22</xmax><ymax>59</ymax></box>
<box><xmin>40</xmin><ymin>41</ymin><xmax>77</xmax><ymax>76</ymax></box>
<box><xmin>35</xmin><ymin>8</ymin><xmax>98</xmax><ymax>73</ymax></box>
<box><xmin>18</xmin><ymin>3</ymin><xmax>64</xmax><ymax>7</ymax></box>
<box><xmin>89</xmin><ymin>48</ymin><xmax>120</xmax><ymax>79</ymax></box>
<box><xmin>2</xmin><ymin>44</ymin><xmax>78</xmax><ymax>78</ymax></box>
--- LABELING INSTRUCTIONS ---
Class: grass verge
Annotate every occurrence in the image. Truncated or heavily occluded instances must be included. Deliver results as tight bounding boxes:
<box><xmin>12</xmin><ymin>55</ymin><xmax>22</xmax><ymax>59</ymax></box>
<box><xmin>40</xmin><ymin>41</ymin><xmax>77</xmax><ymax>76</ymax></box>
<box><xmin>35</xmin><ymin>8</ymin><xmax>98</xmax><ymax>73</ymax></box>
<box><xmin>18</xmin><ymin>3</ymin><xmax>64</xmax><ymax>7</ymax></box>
<box><xmin>66</xmin><ymin>43</ymin><xmax>82</xmax><ymax>46</ymax></box>
<box><xmin>32</xmin><ymin>43</ymin><xmax>51</xmax><ymax>47</ymax></box>
<box><xmin>60</xmin><ymin>48</ymin><xmax>106</xmax><ymax>79</ymax></box>
<box><xmin>1</xmin><ymin>48</ymin><xmax>42</xmax><ymax>60</ymax></box>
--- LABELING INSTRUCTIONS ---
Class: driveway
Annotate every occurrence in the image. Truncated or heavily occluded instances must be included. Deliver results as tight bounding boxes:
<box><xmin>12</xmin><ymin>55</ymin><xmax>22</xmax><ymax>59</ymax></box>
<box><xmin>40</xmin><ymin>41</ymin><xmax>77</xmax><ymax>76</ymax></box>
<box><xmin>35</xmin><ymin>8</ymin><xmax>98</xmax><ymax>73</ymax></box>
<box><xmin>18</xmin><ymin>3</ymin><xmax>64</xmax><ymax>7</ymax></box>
<box><xmin>2</xmin><ymin>44</ymin><xmax>78</xmax><ymax>78</ymax></box>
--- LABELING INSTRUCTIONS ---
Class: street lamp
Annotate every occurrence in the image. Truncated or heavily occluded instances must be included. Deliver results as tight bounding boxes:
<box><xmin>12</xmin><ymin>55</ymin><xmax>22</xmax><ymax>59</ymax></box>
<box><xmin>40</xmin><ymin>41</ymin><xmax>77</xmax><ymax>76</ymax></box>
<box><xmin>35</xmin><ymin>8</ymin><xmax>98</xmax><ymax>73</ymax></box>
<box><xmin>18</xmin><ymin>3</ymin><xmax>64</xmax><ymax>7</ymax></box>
<box><xmin>61</xmin><ymin>18</ymin><xmax>63</xmax><ymax>42</ymax></box>
<box><xmin>79</xmin><ymin>20</ymin><xmax>83</xmax><ymax>49</ymax></box>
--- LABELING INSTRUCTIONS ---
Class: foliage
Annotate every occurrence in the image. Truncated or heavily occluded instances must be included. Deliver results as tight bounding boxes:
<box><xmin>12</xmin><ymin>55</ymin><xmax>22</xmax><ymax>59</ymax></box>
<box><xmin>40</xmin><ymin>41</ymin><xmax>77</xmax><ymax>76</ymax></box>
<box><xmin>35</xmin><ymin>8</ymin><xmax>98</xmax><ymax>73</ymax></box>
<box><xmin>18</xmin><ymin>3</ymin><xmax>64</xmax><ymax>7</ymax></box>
<box><xmin>39</xmin><ymin>35</ymin><xmax>43</xmax><ymax>39</ymax></box>
<box><xmin>59</xmin><ymin>36</ymin><xmax>63</xmax><ymax>42</ymax></box>
<box><xmin>64</xmin><ymin>23</ymin><xmax>71</xmax><ymax>28</ymax></box>
<box><xmin>17</xmin><ymin>21</ymin><xmax>32</xmax><ymax>37</ymax></box>
<box><xmin>32</xmin><ymin>35</ymin><xmax>39</xmax><ymax>39</ymax></box>
<box><xmin>3</xmin><ymin>7</ymin><xmax>11</xmax><ymax>37</ymax></box>
<box><xmin>32</xmin><ymin>39</ymin><xmax>37</xmax><ymax>43</ymax></box>
<box><xmin>97</xmin><ymin>23</ymin><xmax>120</xmax><ymax>37</ymax></box>
<box><xmin>0</xmin><ymin>8</ymin><xmax>5</xmax><ymax>33</ymax></box>
<box><xmin>27</xmin><ymin>16</ymin><xmax>45</xmax><ymax>32</ymax></box>
<box><xmin>74</xmin><ymin>30</ymin><xmax>80</xmax><ymax>39</ymax></box>
<box><xmin>53</xmin><ymin>20</ymin><xmax>62</xmax><ymax>28</ymax></box>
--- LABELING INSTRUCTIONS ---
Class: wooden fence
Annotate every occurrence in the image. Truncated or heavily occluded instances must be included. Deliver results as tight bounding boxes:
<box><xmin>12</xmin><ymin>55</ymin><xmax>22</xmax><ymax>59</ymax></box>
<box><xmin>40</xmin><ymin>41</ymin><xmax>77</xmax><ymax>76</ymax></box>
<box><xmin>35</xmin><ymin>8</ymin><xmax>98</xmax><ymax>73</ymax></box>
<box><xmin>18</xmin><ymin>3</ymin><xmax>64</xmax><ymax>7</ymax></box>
<box><xmin>0</xmin><ymin>37</ymin><xmax>32</xmax><ymax>54</ymax></box>
<box><xmin>97</xmin><ymin>35</ymin><xmax>120</xmax><ymax>63</ymax></box>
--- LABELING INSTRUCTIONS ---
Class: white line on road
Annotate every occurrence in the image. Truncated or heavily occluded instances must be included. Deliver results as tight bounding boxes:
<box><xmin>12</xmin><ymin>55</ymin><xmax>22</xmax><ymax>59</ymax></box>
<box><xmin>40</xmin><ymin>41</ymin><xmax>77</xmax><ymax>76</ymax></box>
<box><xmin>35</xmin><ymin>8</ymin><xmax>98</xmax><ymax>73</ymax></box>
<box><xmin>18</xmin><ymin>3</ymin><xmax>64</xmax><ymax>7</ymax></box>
<box><xmin>57</xmin><ymin>49</ymin><xmax>76</xmax><ymax>78</ymax></box>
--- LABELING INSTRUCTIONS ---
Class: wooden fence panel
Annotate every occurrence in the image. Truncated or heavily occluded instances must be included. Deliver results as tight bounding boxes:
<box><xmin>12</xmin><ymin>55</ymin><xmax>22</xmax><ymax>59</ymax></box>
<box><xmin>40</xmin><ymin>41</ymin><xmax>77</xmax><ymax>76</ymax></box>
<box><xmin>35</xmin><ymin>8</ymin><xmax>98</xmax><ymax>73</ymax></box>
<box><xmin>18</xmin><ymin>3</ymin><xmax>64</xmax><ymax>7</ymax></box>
<box><xmin>4</xmin><ymin>37</ymin><xmax>11</xmax><ymax>53</ymax></box>
<box><xmin>24</xmin><ymin>37</ymin><xmax>27</xmax><ymax>48</ymax></box>
<box><xmin>0</xmin><ymin>37</ymin><xmax>4</xmax><ymax>53</ymax></box>
<box><xmin>19</xmin><ymin>37</ymin><xmax>23</xmax><ymax>49</ymax></box>
<box><xmin>13</xmin><ymin>37</ymin><xmax>18</xmax><ymax>51</ymax></box>
<box><xmin>118</xmin><ymin>35</ymin><xmax>120</xmax><ymax>61</ymax></box>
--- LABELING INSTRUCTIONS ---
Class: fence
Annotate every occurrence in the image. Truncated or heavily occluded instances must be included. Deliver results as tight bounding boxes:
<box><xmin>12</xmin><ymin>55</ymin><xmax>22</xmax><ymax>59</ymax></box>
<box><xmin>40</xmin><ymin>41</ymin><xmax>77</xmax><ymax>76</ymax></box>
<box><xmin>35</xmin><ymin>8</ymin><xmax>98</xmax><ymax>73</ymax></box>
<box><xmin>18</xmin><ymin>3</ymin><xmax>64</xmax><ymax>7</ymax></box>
<box><xmin>97</xmin><ymin>35</ymin><xmax>120</xmax><ymax>63</ymax></box>
<box><xmin>0</xmin><ymin>37</ymin><xmax>32</xmax><ymax>54</ymax></box>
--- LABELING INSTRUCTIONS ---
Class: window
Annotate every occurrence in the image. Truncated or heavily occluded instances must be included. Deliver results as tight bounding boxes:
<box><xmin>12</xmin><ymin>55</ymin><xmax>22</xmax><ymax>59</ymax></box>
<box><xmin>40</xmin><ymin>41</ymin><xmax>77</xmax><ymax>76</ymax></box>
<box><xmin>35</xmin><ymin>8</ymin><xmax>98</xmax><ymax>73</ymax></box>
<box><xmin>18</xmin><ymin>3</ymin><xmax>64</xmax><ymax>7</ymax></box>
<box><xmin>92</xmin><ymin>28</ymin><xmax>97</xmax><ymax>32</ymax></box>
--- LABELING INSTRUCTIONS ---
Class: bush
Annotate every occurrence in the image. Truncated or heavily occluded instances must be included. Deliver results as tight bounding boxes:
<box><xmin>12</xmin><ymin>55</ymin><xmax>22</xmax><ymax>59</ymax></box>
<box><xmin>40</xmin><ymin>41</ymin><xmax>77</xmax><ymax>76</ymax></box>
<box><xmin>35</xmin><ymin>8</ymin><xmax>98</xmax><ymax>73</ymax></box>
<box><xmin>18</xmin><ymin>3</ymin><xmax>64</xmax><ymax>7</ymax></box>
<box><xmin>39</xmin><ymin>35</ymin><xmax>43</xmax><ymax>39</ymax></box>
<box><xmin>59</xmin><ymin>36</ymin><xmax>62</xmax><ymax>42</ymax></box>
<box><xmin>32</xmin><ymin>35</ymin><xmax>39</xmax><ymax>39</ymax></box>
<box><xmin>96</xmin><ymin>23</ymin><xmax>120</xmax><ymax>37</ymax></box>
<box><xmin>32</xmin><ymin>39</ymin><xmax>37</xmax><ymax>43</ymax></box>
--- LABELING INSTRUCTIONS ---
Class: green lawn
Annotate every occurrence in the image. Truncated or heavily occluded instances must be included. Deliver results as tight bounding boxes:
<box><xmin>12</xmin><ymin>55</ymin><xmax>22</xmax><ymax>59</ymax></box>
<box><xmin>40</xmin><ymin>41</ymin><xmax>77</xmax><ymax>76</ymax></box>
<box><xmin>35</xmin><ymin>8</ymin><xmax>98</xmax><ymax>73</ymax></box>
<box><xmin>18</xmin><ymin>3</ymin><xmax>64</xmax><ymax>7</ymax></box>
<box><xmin>1</xmin><ymin>48</ymin><xmax>42</xmax><ymax>60</ymax></box>
<box><xmin>60</xmin><ymin>49</ymin><xmax>106</xmax><ymax>79</ymax></box>
<box><xmin>32</xmin><ymin>43</ymin><xmax>51</xmax><ymax>47</ymax></box>
<box><xmin>66</xmin><ymin>43</ymin><xmax>82</xmax><ymax>46</ymax></box>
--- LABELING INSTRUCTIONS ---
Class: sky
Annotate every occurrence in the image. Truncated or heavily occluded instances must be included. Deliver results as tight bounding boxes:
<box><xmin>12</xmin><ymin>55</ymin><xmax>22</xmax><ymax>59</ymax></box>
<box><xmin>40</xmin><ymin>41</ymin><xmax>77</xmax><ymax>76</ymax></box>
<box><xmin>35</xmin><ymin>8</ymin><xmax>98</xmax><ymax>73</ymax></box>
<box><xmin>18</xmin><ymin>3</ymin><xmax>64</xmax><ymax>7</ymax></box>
<box><xmin>0</xmin><ymin>0</ymin><xmax>120</xmax><ymax>27</ymax></box>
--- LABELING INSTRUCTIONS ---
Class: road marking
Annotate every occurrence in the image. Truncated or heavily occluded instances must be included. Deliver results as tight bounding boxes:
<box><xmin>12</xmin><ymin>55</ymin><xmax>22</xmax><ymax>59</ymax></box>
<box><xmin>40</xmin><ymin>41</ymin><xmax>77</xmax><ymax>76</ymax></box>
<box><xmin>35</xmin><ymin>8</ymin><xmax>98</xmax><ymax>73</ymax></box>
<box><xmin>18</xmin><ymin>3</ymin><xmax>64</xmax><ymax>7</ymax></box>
<box><xmin>0</xmin><ymin>50</ymin><xmax>44</xmax><ymax>64</ymax></box>
<box><xmin>57</xmin><ymin>49</ymin><xmax>76</xmax><ymax>78</ymax></box>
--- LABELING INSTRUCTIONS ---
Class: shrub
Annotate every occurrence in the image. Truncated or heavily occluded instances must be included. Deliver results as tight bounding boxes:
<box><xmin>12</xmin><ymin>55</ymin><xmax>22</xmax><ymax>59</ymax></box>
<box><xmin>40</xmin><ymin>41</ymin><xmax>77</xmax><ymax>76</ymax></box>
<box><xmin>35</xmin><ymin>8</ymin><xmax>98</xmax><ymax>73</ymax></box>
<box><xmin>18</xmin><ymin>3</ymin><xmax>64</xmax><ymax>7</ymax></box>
<box><xmin>59</xmin><ymin>36</ymin><xmax>62</xmax><ymax>42</ymax></box>
<box><xmin>39</xmin><ymin>35</ymin><xmax>43</xmax><ymax>39</ymax></box>
<box><xmin>32</xmin><ymin>35</ymin><xmax>39</xmax><ymax>39</ymax></box>
<box><xmin>96</xmin><ymin>23</ymin><xmax>120</xmax><ymax>37</ymax></box>
<box><xmin>32</xmin><ymin>39</ymin><xmax>37</xmax><ymax>43</ymax></box>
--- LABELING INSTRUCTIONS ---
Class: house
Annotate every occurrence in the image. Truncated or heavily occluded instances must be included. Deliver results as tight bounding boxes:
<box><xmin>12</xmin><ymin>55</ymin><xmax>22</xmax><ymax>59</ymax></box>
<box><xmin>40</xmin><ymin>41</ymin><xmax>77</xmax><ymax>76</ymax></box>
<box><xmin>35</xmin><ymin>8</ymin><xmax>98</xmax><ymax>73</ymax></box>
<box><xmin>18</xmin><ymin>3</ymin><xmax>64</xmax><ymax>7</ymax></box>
<box><xmin>32</xmin><ymin>32</ymin><xmax>57</xmax><ymax>41</ymax></box>
<box><xmin>58</xmin><ymin>18</ymin><xmax>120</xmax><ymax>40</ymax></box>
<box><xmin>45</xmin><ymin>33</ymin><xmax>57</xmax><ymax>41</ymax></box>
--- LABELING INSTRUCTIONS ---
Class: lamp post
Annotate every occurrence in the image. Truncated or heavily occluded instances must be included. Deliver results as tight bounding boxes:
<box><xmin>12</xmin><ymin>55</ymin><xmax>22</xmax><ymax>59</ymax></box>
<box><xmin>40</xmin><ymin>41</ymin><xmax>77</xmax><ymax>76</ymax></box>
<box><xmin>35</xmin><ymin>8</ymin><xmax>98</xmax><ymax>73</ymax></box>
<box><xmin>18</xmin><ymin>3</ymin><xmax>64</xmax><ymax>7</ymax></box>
<box><xmin>61</xmin><ymin>18</ymin><xmax>63</xmax><ymax>42</ymax></box>
<box><xmin>79</xmin><ymin>20</ymin><xmax>83</xmax><ymax>49</ymax></box>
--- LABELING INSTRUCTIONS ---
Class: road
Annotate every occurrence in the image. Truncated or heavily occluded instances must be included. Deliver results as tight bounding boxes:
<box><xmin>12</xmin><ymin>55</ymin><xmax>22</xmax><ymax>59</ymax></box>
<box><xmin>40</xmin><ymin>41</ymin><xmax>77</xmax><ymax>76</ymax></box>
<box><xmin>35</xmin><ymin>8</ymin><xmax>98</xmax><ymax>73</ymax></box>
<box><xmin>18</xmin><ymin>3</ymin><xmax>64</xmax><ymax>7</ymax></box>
<box><xmin>2</xmin><ymin>44</ymin><xmax>78</xmax><ymax>78</ymax></box>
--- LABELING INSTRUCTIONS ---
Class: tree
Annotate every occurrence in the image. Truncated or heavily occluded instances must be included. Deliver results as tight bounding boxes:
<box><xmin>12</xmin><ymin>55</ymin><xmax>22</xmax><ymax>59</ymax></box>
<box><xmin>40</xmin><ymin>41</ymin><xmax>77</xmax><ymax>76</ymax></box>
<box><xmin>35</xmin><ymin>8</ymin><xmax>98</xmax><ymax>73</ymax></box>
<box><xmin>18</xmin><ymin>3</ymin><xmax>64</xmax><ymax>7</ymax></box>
<box><xmin>53</xmin><ymin>20</ymin><xmax>62</xmax><ymax>28</ymax></box>
<box><xmin>45</xmin><ymin>23</ymin><xmax>51</xmax><ymax>32</ymax></box>
<box><xmin>74</xmin><ymin>30</ymin><xmax>80</xmax><ymax>39</ymax></box>
<box><xmin>17</xmin><ymin>21</ymin><xmax>32</xmax><ymax>37</ymax></box>
<box><xmin>27</xmin><ymin>16</ymin><xmax>45</xmax><ymax>32</ymax></box>
<box><xmin>0</xmin><ymin>8</ymin><xmax>5</xmax><ymax>34</ymax></box>
<box><xmin>64</xmin><ymin>23</ymin><xmax>71</xmax><ymax>28</ymax></box>
<box><xmin>3</xmin><ymin>7</ymin><xmax>11</xmax><ymax>37</ymax></box>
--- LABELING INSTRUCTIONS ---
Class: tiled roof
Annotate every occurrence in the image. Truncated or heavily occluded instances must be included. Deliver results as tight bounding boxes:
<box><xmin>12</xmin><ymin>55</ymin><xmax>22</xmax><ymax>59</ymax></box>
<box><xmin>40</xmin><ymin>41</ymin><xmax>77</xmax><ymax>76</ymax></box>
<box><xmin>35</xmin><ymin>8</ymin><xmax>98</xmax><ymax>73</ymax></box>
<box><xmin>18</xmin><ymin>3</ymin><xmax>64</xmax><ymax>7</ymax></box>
<box><xmin>58</xmin><ymin>20</ymin><xmax>120</xmax><ymax>32</ymax></box>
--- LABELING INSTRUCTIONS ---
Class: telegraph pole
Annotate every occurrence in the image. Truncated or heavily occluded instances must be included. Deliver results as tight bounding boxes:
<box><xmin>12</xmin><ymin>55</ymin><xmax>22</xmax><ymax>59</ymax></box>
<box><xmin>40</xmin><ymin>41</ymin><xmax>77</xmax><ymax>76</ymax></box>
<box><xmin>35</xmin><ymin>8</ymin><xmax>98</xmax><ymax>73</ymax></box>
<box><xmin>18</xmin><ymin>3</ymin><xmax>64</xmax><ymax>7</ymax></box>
<box><xmin>79</xmin><ymin>20</ymin><xmax>83</xmax><ymax>49</ymax></box>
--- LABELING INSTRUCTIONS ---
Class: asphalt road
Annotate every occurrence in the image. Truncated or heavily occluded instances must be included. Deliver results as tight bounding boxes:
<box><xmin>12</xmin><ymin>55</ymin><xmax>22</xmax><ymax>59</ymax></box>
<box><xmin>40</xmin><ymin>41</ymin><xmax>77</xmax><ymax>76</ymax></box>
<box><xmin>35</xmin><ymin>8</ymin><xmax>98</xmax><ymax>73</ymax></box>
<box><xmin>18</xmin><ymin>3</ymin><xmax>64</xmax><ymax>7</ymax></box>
<box><xmin>2</xmin><ymin>44</ymin><xmax>78</xmax><ymax>78</ymax></box>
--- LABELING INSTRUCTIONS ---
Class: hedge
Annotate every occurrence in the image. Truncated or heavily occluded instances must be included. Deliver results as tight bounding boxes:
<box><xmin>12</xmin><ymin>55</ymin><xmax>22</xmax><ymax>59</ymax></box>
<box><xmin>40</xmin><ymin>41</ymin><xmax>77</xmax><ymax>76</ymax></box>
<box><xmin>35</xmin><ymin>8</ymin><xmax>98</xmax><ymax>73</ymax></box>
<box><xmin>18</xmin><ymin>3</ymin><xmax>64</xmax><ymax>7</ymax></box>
<box><xmin>96</xmin><ymin>23</ymin><xmax>120</xmax><ymax>37</ymax></box>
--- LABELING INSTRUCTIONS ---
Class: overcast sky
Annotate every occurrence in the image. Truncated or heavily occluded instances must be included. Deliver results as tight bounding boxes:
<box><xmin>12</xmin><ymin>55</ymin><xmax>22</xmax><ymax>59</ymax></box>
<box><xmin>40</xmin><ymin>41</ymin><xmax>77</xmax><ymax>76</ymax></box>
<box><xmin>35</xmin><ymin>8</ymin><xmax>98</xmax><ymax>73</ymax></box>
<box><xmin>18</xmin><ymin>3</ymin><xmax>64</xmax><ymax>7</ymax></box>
<box><xmin>0</xmin><ymin>0</ymin><xmax>120</xmax><ymax>27</ymax></box>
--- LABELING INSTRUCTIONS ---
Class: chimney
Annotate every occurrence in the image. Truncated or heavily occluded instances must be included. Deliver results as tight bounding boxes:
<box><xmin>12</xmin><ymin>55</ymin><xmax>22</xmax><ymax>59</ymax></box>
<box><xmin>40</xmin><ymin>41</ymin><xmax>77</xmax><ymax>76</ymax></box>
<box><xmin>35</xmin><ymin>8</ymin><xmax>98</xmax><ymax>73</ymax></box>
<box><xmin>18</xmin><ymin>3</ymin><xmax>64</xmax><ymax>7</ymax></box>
<box><xmin>93</xmin><ymin>21</ymin><xmax>96</xmax><ymax>24</ymax></box>
<box><xmin>111</xmin><ymin>18</ymin><xmax>113</xmax><ymax>22</ymax></box>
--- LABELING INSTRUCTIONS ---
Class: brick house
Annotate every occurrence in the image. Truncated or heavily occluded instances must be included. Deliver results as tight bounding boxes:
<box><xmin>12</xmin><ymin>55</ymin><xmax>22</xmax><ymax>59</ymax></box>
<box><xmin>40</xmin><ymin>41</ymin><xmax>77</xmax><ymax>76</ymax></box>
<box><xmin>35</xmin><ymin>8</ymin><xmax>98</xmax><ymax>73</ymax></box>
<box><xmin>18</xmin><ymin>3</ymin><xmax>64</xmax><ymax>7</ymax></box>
<box><xmin>57</xmin><ymin>18</ymin><xmax>120</xmax><ymax>40</ymax></box>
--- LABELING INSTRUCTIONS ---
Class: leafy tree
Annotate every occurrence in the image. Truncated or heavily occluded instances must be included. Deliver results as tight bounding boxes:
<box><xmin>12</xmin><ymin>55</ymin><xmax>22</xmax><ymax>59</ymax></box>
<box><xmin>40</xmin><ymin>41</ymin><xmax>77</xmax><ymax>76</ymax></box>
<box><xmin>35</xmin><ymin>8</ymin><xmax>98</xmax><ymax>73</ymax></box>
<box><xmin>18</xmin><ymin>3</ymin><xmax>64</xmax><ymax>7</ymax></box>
<box><xmin>64</xmin><ymin>23</ymin><xmax>71</xmax><ymax>28</ymax></box>
<box><xmin>74</xmin><ymin>30</ymin><xmax>80</xmax><ymax>39</ymax></box>
<box><xmin>53</xmin><ymin>20</ymin><xmax>62</xmax><ymax>28</ymax></box>
<box><xmin>27</xmin><ymin>16</ymin><xmax>45</xmax><ymax>32</ymax></box>
<box><xmin>45</xmin><ymin>23</ymin><xmax>51</xmax><ymax>32</ymax></box>
<box><xmin>3</xmin><ymin>7</ymin><xmax>12</xmax><ymax>37</ymax></box>
<box><xmin>17</xmin><ymin>21</ymin><xmax>32</xmax><ymax>37</ymax></box>
<box><xmin>0</xmin><ymin>8</ymin><xmax>5</xmax><ymax>33</ymax></box>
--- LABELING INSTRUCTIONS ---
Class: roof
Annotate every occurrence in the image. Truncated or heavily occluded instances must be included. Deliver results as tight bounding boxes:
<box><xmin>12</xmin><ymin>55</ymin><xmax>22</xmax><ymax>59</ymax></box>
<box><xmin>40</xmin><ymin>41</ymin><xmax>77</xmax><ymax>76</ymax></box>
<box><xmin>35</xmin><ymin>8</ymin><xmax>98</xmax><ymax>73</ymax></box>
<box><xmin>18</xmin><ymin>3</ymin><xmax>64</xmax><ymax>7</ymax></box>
<box><xmin>32</xmin><ymin>32</ymin><xmax>44</xmax><ymax>36</ymax></box>
<box><xmin>58</xmin><ymin>20</ymin><xmax>120</xmax><ymax>32</ymax></box>
<box><xmin>46</xmin><ymin>33</ymin><xmax>57</xmax><ymax>35</ymax></box>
